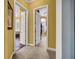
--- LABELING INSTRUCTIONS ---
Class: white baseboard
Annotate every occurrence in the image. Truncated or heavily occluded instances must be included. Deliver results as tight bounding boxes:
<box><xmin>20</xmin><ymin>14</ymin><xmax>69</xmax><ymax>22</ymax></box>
<box><xmin>27</xmin><ymin>44</ymin><xmax>56</xmax><ymax>52</ymax></box>
<box><xmin>47</xmin><ymin>48</ymin><xmax>56</xmax><ymax>51</ymax></box>
<box><xmin>27</xmin><ymin>43</ymin><xmax>35</xmax><ymax>46</ymax></box>
<box><xmin>10</xmin><ymin>51</ymin><xmax>15</xmax><ymax>59</ymax></box>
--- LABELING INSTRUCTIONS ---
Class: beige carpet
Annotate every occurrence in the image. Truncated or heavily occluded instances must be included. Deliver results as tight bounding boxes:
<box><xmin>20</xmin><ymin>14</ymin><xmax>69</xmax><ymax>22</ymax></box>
<box><xmin>12</xmin><ymin>46</ymin><xmax>56</xmax><ymax>59</ymax></box>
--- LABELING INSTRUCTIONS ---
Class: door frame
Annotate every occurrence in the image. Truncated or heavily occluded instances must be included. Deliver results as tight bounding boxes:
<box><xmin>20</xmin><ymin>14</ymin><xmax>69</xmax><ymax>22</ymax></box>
<box><xmin>14</xmin><ymin>0</ymin><xmax>28</xmax><ymax>51</ymax></box>
<box><xmin>33</xmin><ymin>0</ymin><xmax>62</xmax><ymax>59</ymax></box>
<box><xmin>33</xmin><ymin>5</ymin><xmax>48</xmax><ymax>47</ymax></box>
<box><xmin>56</xmin><ymin>0</ymin><xmax>62</xmax><ymax>59</ymax></box>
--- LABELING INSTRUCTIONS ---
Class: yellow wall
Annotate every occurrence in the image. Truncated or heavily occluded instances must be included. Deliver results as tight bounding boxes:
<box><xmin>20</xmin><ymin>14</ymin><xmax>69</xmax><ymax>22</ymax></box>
<box><xmin>4</xmin><ymin>0</ymin><xmax>14</xmax><ymax>59</ymax></box>
<box><xmin>29</xmin><ymin>0</ymin><xmax>56</xmax><ymax>48</ymax></box>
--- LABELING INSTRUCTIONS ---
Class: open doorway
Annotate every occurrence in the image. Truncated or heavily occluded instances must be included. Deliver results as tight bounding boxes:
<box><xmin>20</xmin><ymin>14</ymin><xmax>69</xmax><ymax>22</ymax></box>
<box><xmin>14</xmin><ymin>1</ymin><xmax>28</xmax><ymax>51</ymax></box>
<box><xmin>33</xmin><ymin>5</ymin><xmax>48</xmax><ymax>48</ymax></box>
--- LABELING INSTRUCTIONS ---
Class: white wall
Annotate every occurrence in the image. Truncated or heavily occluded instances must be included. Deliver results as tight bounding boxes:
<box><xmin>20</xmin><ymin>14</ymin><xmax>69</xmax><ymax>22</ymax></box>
<box><xmin>62</xmin><ymin>0</ymin><xmax>75</xmax><ymax>59</ymax></box>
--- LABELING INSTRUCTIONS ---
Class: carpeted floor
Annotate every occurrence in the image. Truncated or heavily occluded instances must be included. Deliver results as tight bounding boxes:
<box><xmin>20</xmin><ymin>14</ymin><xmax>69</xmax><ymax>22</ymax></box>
<box><xmin>12</xmin><ymin>46</ymin><xmax>56</xmax><ymax>59</ymax></box>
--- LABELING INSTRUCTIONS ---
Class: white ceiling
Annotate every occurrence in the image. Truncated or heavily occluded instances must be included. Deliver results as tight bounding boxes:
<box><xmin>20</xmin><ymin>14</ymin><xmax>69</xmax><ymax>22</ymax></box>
<box><xmin>15</xmin><ymin>4</ymin><xmax>20</xmax><ymax>17</ymax></box>
<box><xmin>36</xmin><ymin>7</ymin><xmax>48</xmax><ymax>17</ymax></box>
<box><xmin>25</xmin><ymin>0</ymin><xmax>35</xmax><ymax>3</ymax></box>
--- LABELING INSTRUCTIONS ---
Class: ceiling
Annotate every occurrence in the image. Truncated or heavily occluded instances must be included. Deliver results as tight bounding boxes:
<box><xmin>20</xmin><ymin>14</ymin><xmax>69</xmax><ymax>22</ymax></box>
<box><xmin>36</xmin><ymin>7</ymin><xmax>48</xmax><ymax>17</ymax></box>
<box><xmin>15</xmin><ymin>4</ymin><xmax>20</xmax><ymax>17</ymax></box>
<box><xmin>25</xmin><ymin>0</ymin><xmax>35</xmax><ymax>3</ymax></box>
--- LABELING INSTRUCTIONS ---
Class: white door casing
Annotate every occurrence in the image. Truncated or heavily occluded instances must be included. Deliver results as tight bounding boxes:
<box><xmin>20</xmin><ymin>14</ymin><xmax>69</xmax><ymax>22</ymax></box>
<box><xmin>14</xmin><ymin>0</ymin><xmax>28</xmax><ymax>51</ymax></box>
<box><xmin>33</xmin><ymin>5</ymin><xmax>48</xmax><ymax>47</ymax></box>
<box><xmin>35</xmin><ymin>12</ymin><xmax>41</xmax><ymax>45</ymax></box>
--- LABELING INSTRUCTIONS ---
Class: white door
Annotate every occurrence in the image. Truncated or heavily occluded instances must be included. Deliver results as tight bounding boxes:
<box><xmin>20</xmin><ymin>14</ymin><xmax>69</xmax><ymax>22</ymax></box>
<box><xmin>35</xmin><ymin>12</ymin><xmax>41</xmax><ymax>45</ymax></box>
<box><xmin>20</xmin><ymin>11</ymin><xmax>26</xmax><ymax>45</ymax></box>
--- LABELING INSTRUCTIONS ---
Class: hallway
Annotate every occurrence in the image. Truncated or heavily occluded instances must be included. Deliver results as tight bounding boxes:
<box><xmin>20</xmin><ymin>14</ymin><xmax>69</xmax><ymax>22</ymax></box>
<box><xmin>5</xmin><ymin>0</ymin><xmax>56</xmax><ymax>59</ymax></box>
<box><xmin>4</xmin><ymin>0</ymin><xmax>75</xmax><ymax>59</ymax></box>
